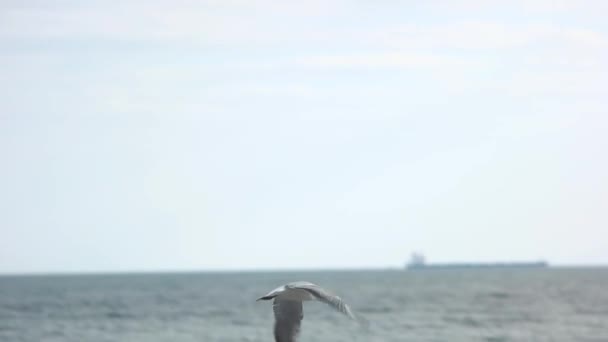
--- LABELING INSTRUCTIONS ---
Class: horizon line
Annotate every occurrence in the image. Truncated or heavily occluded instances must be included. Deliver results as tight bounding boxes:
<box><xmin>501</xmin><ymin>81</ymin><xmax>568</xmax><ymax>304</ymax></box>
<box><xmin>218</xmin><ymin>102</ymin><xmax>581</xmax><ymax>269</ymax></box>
<box><xmin>1</xmin><ymin>263</ymin><xmax>608</xmax><ymax>277</ymax></box>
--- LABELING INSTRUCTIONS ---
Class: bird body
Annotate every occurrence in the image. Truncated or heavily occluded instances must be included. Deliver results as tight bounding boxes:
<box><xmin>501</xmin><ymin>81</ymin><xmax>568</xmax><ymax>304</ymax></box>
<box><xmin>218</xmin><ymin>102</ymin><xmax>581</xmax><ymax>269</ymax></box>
<box><xmin>257</xmin><ymin>281</ymin><xmax>362</xmax><ymax>342</ymax></box>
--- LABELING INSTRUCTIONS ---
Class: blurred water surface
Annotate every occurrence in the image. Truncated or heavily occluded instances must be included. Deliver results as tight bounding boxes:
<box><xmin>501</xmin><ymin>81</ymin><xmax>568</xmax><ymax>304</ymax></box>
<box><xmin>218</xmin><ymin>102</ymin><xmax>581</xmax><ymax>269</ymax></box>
<box><xmin>1</xmin><ymin>268</ymin><xmax>607</xmax><ymax>342</ymax></box>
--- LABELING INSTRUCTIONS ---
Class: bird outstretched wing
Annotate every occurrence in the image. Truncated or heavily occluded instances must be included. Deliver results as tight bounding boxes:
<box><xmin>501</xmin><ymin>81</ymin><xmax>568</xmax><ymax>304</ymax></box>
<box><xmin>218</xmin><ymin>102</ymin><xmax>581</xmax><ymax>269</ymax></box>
<box><xmin>288</xmin><ymin>282</ymin><xmax>360</xmax><ymax>321</ymax></box>
<box><xmin>273</xmin><ymin>298</ymin><xmax>303</xmax><ymax>342</ymax></box>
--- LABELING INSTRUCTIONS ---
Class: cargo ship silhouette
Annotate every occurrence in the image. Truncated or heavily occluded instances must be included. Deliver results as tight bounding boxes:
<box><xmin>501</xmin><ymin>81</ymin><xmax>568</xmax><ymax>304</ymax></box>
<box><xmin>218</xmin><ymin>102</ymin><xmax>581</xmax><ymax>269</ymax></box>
<box><xmin>406</xmin><ymin>253</ymin><xmax>548</xmax><ymax>269</ymax></box>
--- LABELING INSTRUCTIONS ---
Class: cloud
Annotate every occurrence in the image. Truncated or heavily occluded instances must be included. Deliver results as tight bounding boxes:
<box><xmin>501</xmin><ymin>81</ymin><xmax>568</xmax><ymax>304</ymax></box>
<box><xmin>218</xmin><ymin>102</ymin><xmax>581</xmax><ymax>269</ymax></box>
<box><xmin>1</xmin><ymin>1</ymin><xmax>605</xmax><ymax>56</ymax></box>
<box><xmin>1</xmin><ymin>1</ymin><xmax>606</xmax><ymax>111</ymax></box>
<box><xmin>0</xmin><ymin>1</ymin><xmax>347</xmax><ymax>45</ymax></box>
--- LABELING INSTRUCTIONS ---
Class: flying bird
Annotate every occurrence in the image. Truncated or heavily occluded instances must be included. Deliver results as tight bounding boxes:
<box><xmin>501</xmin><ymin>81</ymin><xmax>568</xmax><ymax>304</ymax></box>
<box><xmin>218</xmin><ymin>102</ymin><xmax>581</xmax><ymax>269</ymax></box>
<box><xmin>257</xmin><ymin>281</ymin><xmax>363</xmax><ymax>342</ymax></box>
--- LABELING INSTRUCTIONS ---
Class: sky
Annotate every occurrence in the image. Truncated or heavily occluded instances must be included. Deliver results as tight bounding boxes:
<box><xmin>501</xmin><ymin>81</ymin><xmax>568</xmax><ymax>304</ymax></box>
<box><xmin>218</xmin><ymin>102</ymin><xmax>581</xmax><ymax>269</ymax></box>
<box><xmin>1</xmin><ymin>0</ymin><xmax>607</xmax><ymax>274</ymax></box>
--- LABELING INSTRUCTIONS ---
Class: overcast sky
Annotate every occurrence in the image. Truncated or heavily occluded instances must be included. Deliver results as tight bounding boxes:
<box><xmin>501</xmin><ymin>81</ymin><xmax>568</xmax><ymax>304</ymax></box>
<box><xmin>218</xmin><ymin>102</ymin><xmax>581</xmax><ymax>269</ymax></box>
<box><xmin>1</xmin><ymin>1</ymin><xmax>607</xmax><ymax>273</ymax></box>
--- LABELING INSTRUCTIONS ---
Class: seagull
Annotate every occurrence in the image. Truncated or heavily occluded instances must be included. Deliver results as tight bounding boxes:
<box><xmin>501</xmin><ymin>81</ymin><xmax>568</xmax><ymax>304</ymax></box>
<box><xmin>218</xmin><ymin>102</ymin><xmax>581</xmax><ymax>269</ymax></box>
<box><xmin>256</xmin><ymin>281</ymin><xmax>363</xmax><ymax>342</ymax></box>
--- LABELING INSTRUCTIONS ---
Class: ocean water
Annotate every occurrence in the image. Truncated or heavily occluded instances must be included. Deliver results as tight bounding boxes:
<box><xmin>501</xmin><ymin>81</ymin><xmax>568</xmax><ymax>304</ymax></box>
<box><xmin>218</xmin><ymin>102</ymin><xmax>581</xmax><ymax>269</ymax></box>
<box><xmin>1</xmin><ymin>269</ymin><xmax>607</xmax><ymax>342</ymax></box>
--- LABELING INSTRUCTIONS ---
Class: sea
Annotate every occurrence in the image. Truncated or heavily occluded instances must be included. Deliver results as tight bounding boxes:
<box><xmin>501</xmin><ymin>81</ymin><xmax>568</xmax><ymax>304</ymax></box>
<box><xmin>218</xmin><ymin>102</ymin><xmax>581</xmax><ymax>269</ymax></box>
<box><xmin>1</xmin><ymin>268</ymin><xmax>607</xmax><ymax>342</ymax></box>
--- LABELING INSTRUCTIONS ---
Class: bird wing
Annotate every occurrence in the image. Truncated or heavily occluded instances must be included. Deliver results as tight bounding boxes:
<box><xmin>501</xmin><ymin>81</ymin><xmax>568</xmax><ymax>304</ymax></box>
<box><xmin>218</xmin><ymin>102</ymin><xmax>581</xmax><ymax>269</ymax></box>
<box><xmin>273</xmin><ymin>298</ymin><xmax>303</xmax><ymax>342</ymax></box>
<box><xmin>289</xmin><ymin>282</ymin><xmax>359</xmax><ymax>321</ymax></box>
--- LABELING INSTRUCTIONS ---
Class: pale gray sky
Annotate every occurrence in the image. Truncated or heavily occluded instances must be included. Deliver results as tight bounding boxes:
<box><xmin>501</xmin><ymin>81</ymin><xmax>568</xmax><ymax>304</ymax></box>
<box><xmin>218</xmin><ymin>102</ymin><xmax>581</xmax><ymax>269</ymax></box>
<box><xmin>1</xmin><ymin>1</ymin><xmax>607</xmax><ymax>273</ymax></box>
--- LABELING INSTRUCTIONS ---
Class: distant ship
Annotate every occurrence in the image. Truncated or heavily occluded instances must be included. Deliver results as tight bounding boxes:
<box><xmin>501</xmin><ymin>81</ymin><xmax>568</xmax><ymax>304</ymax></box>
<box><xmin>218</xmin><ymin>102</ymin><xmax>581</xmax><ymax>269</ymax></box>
<box><xmin>405</xmin><ymin>253</ymin><xmax>548</xmax><ymax>270</ymax></box>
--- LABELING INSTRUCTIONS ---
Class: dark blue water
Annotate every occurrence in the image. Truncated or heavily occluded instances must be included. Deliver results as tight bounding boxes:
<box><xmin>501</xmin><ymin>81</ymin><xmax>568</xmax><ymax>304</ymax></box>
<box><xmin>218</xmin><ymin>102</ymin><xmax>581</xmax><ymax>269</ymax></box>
<box><xmin>1</xmin><ymin>269</ymin><xmax>607</xmax><ymax>341</ymax></box>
